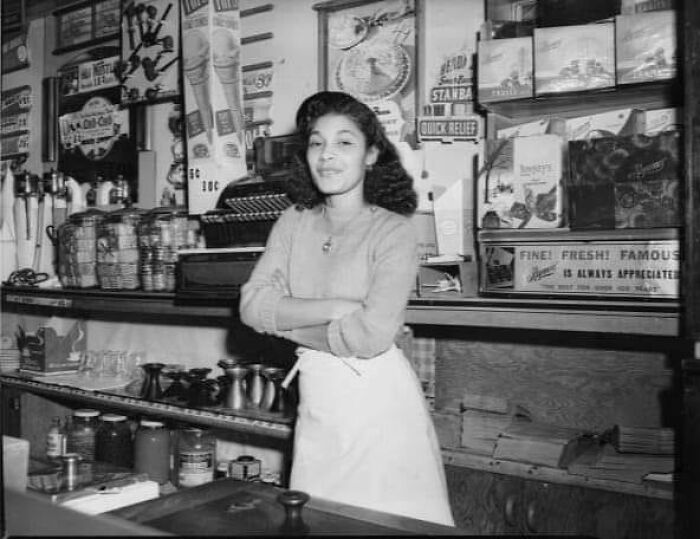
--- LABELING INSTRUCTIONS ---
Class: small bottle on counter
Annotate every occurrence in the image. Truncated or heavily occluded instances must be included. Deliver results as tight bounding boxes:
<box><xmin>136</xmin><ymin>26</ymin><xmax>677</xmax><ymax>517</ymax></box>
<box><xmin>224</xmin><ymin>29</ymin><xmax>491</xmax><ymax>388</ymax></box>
<box><xmin>177</xmin><ymin>428</ymin><xmax>215</xmax><ymax>488</ymax></box>
<box><xmin>95</xmin><ymin>413</ymin><xmax>133</xmax><ymax>468</ymax></box>
<box><xmin>134</xmin><ymin>419</ymin><xmax>171</xmax><ymax>484</ymax></box>
<box><xmin>66</xmin><ymin>409</ymin><xmax>100</xmax><ymax>462</ymax></box>
<box><xmin>46</xmin><ymin>416</ymin><xmax>65</xmax><ymax>460</ymax></box>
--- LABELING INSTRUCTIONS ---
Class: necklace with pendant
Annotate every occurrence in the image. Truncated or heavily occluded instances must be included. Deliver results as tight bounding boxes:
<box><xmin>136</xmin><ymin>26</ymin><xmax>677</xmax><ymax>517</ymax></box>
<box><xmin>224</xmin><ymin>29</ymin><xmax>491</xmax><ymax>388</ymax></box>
<box><xmin>322</xmin><ymin>236</ymin><xmax>333</xmax><ymax>253</ymax></box>
<box><xmin>321</xmin><ymin>205</ymin><xmax>367</xmax><ymax>255</ymax></box>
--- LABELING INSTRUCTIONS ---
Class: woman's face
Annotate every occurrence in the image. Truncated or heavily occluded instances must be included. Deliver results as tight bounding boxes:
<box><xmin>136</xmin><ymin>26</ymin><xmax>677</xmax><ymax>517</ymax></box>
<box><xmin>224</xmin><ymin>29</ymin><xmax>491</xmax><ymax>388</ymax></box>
<box><xmin>306</xmin><ymin>113</ymin><xmax>378</xmax><ymax>201</ymax></box>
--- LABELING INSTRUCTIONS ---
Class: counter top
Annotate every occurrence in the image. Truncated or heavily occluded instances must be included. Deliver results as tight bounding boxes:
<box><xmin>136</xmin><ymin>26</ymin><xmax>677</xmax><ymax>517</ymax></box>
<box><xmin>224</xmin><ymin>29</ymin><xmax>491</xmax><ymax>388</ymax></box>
<box><xmin>2</xmin><ymin>284</ymin><xmax>682</xmax><ymax>336</ymax></box>
<box><xmin>110</xmin><ymin>478</ymin><xmax>469</xmax><ymax>536</ymax></box>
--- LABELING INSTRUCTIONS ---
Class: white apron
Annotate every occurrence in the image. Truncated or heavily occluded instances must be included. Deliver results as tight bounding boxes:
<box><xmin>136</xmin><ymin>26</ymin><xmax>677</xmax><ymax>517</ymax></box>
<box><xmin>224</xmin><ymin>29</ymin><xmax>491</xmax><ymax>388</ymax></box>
<box><xmin>286</xmin><ymin>345</ymin><xmax>455</xmax><ymax>527</ymax></box>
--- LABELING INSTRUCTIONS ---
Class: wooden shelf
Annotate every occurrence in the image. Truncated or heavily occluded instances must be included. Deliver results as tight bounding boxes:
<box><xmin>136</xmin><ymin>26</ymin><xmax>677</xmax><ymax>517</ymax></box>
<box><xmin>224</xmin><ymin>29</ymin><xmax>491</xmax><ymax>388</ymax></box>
<box><xmin>0</xmin><ymin>373</ymin><xmax>293</xmax><ymax>440</ymax></box>
<box><xmin>1</xmin><ymin>285</ymin><xmax>682</xmax><ymax>336</ymax></box>
<box><xmin>0</xmin><ymin>373</ymin><xmax>670</xmax><ymax>501</ymax></box>
<box><xmin>405</xmin><ymin>297</ymin><xmax>680</xmax><ymax>336</ymax></box>
<box><xmin>1</xmin><ymin>286</ymin><xmax>234</xmax><ymax>324</ymax></box>
<box><xmin>442</xmin><ymin>448</ymin><xmax>672</xmax><ymax>501</ymax></box>
<box><xmin>478</xmin><ymin>81</ymin><xmax>681</xmax><ymax>124</ymax></box>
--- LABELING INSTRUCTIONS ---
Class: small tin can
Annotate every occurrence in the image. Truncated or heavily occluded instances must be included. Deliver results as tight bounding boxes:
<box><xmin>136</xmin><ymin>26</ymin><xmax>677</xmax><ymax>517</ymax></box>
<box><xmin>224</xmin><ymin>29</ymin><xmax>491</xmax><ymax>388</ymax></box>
<box><xmin>215</xmin><ymin>461</ymin><xmax>229</xmax><ymax>480</ymax></box>
<box><xmin>61</xmin><ymin>452</ymin><xmax>81</xmax><ymax>491</ymax></box>
<box><xmin>228</xmin><ymin>455</ymin><xmax>261</xmax><ymax>481</ymax></box>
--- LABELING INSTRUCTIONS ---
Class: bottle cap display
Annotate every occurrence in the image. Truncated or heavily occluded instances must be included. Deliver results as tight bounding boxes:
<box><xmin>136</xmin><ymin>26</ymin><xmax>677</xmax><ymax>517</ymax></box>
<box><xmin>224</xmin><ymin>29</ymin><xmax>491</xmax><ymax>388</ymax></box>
<box><xmin>140</xmin><ymin>419</ymin><xmax>165</xmax><ymax>428</ymax></box>
<box><xmin>101</xmin><ymin>413</ymin><xmax>128</xmax><ymax>422</ymax></box>
<box><xmin>73</xmin><ymin>409</ymin><xmax>100</xmax><ymax>417</ymax></box>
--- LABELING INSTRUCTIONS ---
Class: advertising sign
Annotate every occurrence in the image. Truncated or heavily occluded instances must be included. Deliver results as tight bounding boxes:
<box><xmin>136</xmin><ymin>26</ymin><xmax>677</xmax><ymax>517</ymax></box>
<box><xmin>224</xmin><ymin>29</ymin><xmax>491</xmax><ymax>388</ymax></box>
<box><xmin>0</xmin><ymin>85</ymin><xmax>32</xmax><ymax>160</ymax></box>
<box><xmin>482</xmin><ymin>240</ymin><xmax>680</xmax><ymax>298</ymax></box>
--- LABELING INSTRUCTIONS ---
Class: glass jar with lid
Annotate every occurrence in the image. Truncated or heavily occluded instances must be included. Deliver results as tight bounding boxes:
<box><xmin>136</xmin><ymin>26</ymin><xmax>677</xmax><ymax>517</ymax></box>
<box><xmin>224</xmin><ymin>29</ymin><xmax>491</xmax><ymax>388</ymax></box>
<box><xmin>56</xmin><ymin>209</ymin><xmax>106</xmax><ymax>288</ymax></box>
<box><xmin>66</xmin><ymin>408</ymin><xmax>100</xmax><ymax>461</ymax></box>
<box><xmin>134</xmin><ymin>419</ymin><xmax>171</xmax><ymax>484</ymax></box>
<box><xmin>96</xmin><ymin>208</ymin><xmax>146</xmax><ymax>290</ymax></box>
<box><xmin>137</xmin><ymin>207</ymin><xmax>190</xmax><ymax>292</ymax></box>
<box><xmin>95</xmin><ymin>413</ymin><xmax>133</xmax><ymax>468</ymax></box>
<box><xmin>176</xmin><ymin>428</ymin><xmax>215</xmax><ymax>487</ymax></box>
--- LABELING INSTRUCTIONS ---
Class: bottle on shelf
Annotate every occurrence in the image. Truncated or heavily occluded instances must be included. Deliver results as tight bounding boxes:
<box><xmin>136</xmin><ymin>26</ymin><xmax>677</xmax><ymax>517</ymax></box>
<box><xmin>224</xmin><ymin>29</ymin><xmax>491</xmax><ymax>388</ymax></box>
<box><xmin>176</xmin><ymin>428</ymin><xmax>215</xmax><ymax>488</ymax></box>
<box><xmin>46</xmin><ymin>416</ymin><xmax>65</xmax><ymax>461</ymax></box>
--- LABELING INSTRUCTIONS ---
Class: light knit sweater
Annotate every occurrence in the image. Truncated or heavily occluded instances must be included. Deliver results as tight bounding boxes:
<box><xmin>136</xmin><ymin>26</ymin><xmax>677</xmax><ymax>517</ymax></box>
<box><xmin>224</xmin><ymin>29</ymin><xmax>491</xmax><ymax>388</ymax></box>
<box><xmin>239</xmin><ymin>204</ymin><xmax>418</xmax><ymax>358</ymax></box>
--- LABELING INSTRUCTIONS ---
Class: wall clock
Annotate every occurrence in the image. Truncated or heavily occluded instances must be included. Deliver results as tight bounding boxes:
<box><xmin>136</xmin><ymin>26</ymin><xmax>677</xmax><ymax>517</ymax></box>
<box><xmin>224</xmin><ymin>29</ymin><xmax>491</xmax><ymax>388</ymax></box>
<box><xmin>335</xmin><ymin>41</ymin><xmax>411</xmax><ymax>101</ymax></box>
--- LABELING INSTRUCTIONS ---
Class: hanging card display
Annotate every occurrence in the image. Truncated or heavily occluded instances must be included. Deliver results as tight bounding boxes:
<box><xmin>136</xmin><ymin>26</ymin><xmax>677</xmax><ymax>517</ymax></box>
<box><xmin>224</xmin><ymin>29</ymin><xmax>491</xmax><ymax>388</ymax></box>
<box><xmin>0</xmin><ymin>85</ymin><xmax>32</xmax><ymax>162</ymax></box>
<box><xmin>119</xmin><ymin>0</ymin><xmax>181</xmax><ymax>104</ymax></box>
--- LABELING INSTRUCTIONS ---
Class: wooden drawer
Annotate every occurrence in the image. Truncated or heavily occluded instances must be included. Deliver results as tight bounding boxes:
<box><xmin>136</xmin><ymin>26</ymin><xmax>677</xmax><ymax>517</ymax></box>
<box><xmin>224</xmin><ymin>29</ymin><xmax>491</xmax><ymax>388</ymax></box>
<box><xmin>445</xmin><ymin>465</ymin><xmax>676</xmax><ymax>537</ymax></box>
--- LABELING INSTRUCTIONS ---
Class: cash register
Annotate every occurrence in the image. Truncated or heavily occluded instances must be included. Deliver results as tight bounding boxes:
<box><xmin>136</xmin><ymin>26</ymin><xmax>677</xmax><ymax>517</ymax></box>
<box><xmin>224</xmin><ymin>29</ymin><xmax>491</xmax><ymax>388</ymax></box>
<box><xmin>175</xmin><ymin>135</ymin><xmax>301</xmax><ymax>304</ymax></box>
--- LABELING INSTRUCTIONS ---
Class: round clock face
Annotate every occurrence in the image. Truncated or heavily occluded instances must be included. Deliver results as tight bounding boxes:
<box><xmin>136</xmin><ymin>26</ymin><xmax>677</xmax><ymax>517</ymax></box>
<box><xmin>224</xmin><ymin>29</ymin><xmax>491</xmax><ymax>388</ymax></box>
<box><xmin>335</xmin><ymin>42</ymin><xmax>411</xmax><ymax>101</ymax></box>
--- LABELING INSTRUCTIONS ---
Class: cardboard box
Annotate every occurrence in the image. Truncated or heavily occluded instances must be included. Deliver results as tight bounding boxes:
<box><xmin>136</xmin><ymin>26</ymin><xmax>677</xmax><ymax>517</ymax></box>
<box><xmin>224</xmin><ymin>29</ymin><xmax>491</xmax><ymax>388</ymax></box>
<box><xmin>181</xmin><ymin>0</ymin><xmax>248</xmax><ymax>214</ymax></box>
<box><xmin>565</xmin><ymin>109</ymin><xmax>645</xmax><ymax>141</ymax></box>
<box><xmin>417</xmin><ymin>260</ymin><xmax>478</xmax><ymax>298</ymax></box>
<box><xmin>478</xmin><ymin>134</ymin><xmax>565</xmax><ymax>229</ymax></box>
<box><xmin>478</xmin><ymin>37</ymin><xmax>533</xmax><ymax>103</ymax></box>
<box><xmin>424</xmin><ymin>142</ymin><xmax>480</xmax><ymax>258</ymax></box>
<box><xmin>643</xmin><ymin>107</ymin><xmax>682</xmax><ymax>136</ymax></box>
<box><xmin>3</xmin><ymin>436</ymin><xmax>29</xmax><ymax>491</ymax></box>
<box><xmin>534</xmin><ymin>23</ymin><xmax>615</xmax><ymax>95</ymax></box>
<box><xmin>620</xmin><ymin>0</ymin><xmax>677</xmax><ymax>14</ymax></box>
<box><xmin>567</xmin><ymin>131</ymin><xmax>681</xmax><ymax>230</ymax></box>
<box><xmin>496</xmin><ymin>117</ymin><xmax>565</xmax><ymax>139</ymax></box>
<box><xmin>19</xmin><ymin>321</ymin><xmax>86</xmax><ymax>374</ymax></box>
<box><xmin>616</xmin><ymin>11</ymin><xmax>677</xmax><ymax>85</ymax></box>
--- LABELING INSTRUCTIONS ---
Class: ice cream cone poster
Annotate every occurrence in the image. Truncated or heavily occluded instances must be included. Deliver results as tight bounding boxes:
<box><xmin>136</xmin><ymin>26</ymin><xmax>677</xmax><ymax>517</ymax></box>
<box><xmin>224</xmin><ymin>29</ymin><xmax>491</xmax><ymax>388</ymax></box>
<box><xmin>119</xmin><ymin>0</ymin><xmax>181</xmax><ymax>104</ymax></box>
<box><xmin>181</xmin><ymin>0</ymin><xmax>247</xmax><ymax>214</ymax></box>
<box><xmin>212</xmin><ymin>25</ymin><xmax>245</xmax><ymax>148</ymax></box>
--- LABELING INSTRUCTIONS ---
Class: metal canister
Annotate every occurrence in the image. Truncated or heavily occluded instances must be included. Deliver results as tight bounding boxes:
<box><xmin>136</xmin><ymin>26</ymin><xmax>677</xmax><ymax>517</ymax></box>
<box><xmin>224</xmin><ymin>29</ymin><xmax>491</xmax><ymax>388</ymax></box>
<box><xmin>61</xmin><ymin>452</ymin><xmax>81</xmax><ymax>491</ymax></box>
<box><xmin>228</xmin><ymin>455</ymin><xmax>261</xmax><ymax>481</ymax></box>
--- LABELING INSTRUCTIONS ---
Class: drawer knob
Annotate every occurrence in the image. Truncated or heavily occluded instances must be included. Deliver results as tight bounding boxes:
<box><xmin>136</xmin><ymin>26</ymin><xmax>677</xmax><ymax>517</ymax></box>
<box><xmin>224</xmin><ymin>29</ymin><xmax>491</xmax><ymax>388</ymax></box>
<box><xmin>504</xmin><ymin>494</ymin><xmax>518</xmax><ymax>526</ymax></box>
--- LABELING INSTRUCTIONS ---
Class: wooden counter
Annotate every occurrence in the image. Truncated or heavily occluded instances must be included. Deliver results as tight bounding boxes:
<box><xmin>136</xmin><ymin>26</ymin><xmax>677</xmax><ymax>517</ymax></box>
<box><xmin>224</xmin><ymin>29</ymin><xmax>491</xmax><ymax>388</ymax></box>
<box><xmin>110</xmin><ymin>478</ymin><xmax>469</xmax><ymax>536</ymax></box>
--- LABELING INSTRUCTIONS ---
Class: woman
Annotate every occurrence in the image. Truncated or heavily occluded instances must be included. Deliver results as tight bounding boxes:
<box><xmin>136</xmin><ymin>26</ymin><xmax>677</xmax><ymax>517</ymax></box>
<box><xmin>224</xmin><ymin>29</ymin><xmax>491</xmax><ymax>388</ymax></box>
<box><xmin>239</xmin><ymin>91</ymin><xmax>454</xmax><ymax>526</ymax></box>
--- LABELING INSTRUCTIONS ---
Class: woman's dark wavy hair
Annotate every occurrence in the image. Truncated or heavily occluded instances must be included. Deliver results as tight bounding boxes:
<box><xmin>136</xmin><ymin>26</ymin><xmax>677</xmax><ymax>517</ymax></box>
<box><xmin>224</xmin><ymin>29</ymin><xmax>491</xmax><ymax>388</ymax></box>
<box><xmin>286</xmin><ymin>91</ymin><xmax>417</xmax><ymax>216</ymax></box>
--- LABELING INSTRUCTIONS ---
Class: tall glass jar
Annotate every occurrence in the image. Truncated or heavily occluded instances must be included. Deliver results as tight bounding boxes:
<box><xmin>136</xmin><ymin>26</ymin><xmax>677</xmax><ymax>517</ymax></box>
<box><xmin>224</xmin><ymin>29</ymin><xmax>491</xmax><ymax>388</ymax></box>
<box><xmin>56</xmin><ymin>209</ymin><xmax>105</xmax><ymax>288</ymax></box>
<box><xmin>66</xmin><ymin>409</ymin><xmax>100</xmax><ymax>462</ymax></box>
<box><xmin>176</xmin><ymin>428</ymin><xmax>215</xmax><ymax>488</ymax></box>
<box><xmin>96</xmin><ymin>208</ymin><xmax>145</xmax><ymax>290</ymax></box>
<box><xmin>95</xmin><ymin>413</ymin><xmax>133</xmax><ymax>468</ymax></box>
<box><xmin>137</xmin><ymin>208</ymin><xmax>189</xmax><ymax>292</ymax></box>
<box><xmin>134</xmin><ymin>419</ymin><xmax>170</xmax><ymax>484</ymax></box>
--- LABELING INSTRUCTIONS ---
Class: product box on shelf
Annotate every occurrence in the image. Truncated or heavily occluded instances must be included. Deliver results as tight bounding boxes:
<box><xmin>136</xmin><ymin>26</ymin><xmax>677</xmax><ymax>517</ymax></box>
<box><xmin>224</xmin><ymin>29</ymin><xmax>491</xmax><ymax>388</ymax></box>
<box><xmin>417</xmin><ymin>259</ymin><xmax>478</xmax><ymax>298</ymax></box>
<box><xmin>424</xmin><ymin>142</ymin><xmax>479</xmax><ymax>258</ymax></box>
<box><xmin>567</xmin><ymin>131</ymin><xmax>682</xmax><ymax>230</ymax></box>
<box><xmin>620</xmin><ymin>0</ymin><xmax>677</xmax><ymax>15</ymax></box>
<box><xmin>180</xmin><ymin>0</ymin><xmax>248</xmax><ymax>214</ymax></box>
<box><xmin>616</xmin><ymin>10</ymin><xmax>677</xmax><ymax>85</ymax></box>
<box><xmin>534</xmin><ymin>23</ymin><xmax>615</xmax><ymax>95</ymax></box>
<box><xmin>536</xmin><ymin>0</ymin><xmax>621</xmax><ymax>27</ymax></box>
<box><xmin>19</xmin><ymin>320</ymin><xmax>86</xmax><ymax>375</ymax></box>
<box><xmin>479</xmin><ymin>231</ymin><xmax>680</xmax><ymax>299</ymax></box>
<box><xmin>643</xmin><ymin>107</ymin><xmax>682</xmax><ymax>136</ymax></box>
<box><xmin>477</xmin><ymin>37</ymin><xmax>533</xmax><ymax>103</ymax></box>
<box><xmin>496</xmin><ymin>117</ymin><xmax>566</xmax><ymax>139</ymax></box>
<box><xmin>564</xmin><ymin>109</ymin><xmax>645</xmax><ymax>141</ymax></box>
<box><xmin>477</xmin><ymin>134</ymin><xmax>565</xmax><ymax>229</ymax></box>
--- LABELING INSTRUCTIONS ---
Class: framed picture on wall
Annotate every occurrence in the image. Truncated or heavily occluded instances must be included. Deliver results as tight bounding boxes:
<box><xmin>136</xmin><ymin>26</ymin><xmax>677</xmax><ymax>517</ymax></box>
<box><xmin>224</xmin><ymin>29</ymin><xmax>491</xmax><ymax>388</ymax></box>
<box><xmin>313</xmin><ymin>0</ymin><xmax>420</xmax><ymax>147</ymax></box>
<box><xmin>54</xmin><ymin>0</ymin><xmax>121</xmax><ymax>54</ymax></box>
